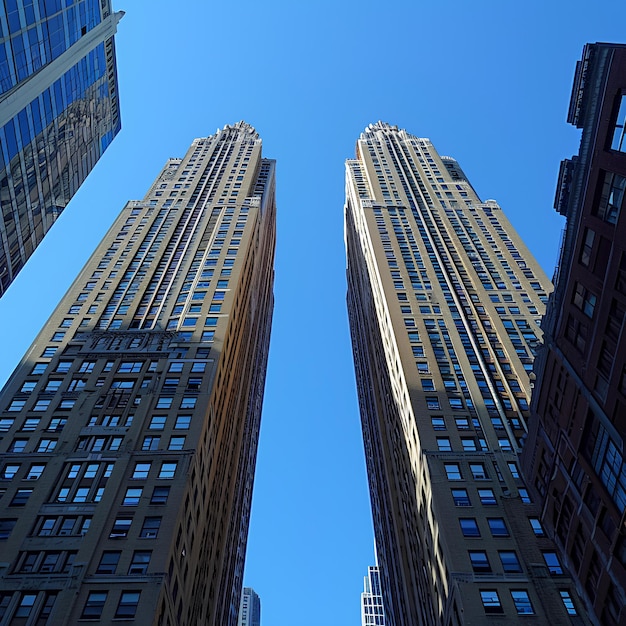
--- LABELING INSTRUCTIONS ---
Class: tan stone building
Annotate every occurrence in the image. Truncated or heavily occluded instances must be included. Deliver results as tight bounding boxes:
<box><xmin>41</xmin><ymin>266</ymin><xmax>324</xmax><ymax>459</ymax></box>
<box><xmin>0</xmin><ymin>121</ymin><xmax>275</xmax><ymax>625</ymax></box>
<box><xmin>345</xmin><ymin>122</ymin><xmax>588</xmax><ymax>625</ymax></box>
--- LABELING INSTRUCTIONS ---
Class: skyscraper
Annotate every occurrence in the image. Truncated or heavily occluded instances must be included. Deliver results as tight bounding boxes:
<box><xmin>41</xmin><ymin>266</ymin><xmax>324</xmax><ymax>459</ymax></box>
<box><xmin>238</xmin><ymin>587</ymin><xmax>261</xmax><ymax>626</ymax></box>
<box><xmin>345</xmin><ymin>122</ymin><xmax>587</xmax><ymax>625</ymax></box>
<box><xmin>522</xmin><ymin>43</ymin><xmax>626</xmax><ymax>625</ymax></box>
<box><xmin>0</xmin><ymin>121</ymin><xmax>275</xmax><ymax>625</ymax></box>
<box><xmin>361</xmin><ymin>566</ymin><xmax>386</xmax><ymax>626</ymax></box>
<box><xmin>0</xmin><ymin>0</ymin><xmax>123</xmax><ymax>295</ymax></box>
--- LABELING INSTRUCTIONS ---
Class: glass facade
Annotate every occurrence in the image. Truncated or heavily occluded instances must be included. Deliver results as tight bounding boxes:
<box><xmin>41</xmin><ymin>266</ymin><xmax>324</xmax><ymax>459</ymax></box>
<box><xmin>0</xmin><ymin>0</ymin><xmax>121</xmax><ymax>295</ymax></box>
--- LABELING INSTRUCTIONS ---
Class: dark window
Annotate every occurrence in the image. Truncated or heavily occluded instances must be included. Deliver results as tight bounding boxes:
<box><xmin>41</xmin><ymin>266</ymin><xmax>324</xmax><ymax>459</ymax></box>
<box><xmin>0</xmin><ymin>519</ymin><xmax>17</xmax><ymax>540</ymax></box>
<box><xmin>610</xmin><ymin>94</ymin><xmax>626</xmax><ymax>152</ymax></box>
<box><xmin>596</xmin><ymin>170</ymin><xmax>626</xmax><ymax>224</ymax></box>
<box><xmin>150</xmin><ymin>487</ymin><xmax>170</xmax><ymax>505</ymax></box>
<box><xmin>96</xmin><ymin>551</ymin><xmax>121</xmax><ymax>574</ymax></box>
<box><xmin>572</xmin><ymin>281</ymin><xmax>597</xmax><ymax>318</ymax></box>
<box><xmin>499</xmin><ymin>551</ymin><xmax>522</xmax><ymax>572</ymax></box>
<box><xmin>128</xmin><ymin>551</ymin><xmax>151</xmax><ymax>575</ymax></box>
<box><xmin>459</xmin><ymin>518</ymin><xmax>480</xmax><ymax>537</ymax></box>
<box><xmin>139</xmin><ymin>517</ymin><xmax>161</xmax><ymax>538</ymax></box>
<box><xmin>469</xmin><ymin>550</ymin><xmax>491</xmax><ymax>572</ymax></box>
<box><xmin>110</xmin><ymin>518</ymin><xmax>132</xmax><ymax>539</ymax></box>
<box><xmin>115</xmin><ymin>591</ymin><xmax>140</xmax><ymax>618</ymax></box>
<box><xmin>487</xmin><ymin>518</ymin><xmax>509</xmax><ymax>537</ymax></box>
<box><xmin>452</xmin><ymin>489</ymin><xmax>471</xmax><ymax>506</ymax></box>
<box><xmin>81</xmin><ymin>592</ymin><xmax>107</xmax><ymax>619</ymax></box>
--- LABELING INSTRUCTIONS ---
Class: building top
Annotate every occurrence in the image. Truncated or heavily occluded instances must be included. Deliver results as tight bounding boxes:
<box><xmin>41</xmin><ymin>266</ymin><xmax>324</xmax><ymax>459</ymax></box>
<box><xmin>567</xmin><ymin>42</ymin><xmax>626</xmax><ymax>128</ymax></box>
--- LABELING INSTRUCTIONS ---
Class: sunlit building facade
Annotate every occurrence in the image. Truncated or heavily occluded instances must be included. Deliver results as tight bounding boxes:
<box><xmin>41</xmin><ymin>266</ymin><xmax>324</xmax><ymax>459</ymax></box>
<box><xmin>345</xmin><ymin>122</ymin><xmax>588</xmax><ymax>625</ymax></box>
<box><xmin>0</xmin><ymin>122</ymin><xmax>275</xmax><ymax>625</ymax></box>
<box><xmin>522</xmin><ymin>42</ymin><xmax>626</xmax><ymax>626</ymax></box>
<box><xmin>0</xmin><ymin>0</ymin><xmax>123</xmax><ymax>295</ymax></box>
<box><xmin>361</xmin><ymin>566</ymin><xmax>386</xmax><ymax>626</ymax></box>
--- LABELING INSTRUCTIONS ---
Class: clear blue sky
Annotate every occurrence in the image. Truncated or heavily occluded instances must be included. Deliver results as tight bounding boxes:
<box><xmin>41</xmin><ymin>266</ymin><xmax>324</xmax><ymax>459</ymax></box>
<box><xmin>0</xmin><ymin>2</ymin><xmax>623</xmax><ymax>624</ymax></box>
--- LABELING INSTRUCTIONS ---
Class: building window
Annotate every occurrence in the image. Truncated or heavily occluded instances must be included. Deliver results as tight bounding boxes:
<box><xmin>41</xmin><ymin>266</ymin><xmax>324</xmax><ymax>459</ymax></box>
<box><xmin>128</xmin><ymin>551</ymin><xmax>151</xmax><ymax>575</ymax></box>
<box><xmin>2</xmin><ymin>464</ymin><xmax>20</xmax><ymax>479</ymax></box>
<box><xmin>437</xmin><ymin>437</ymin><xmax>451</xmax><ymax>451</ymax></box>
<box><xmin>139</xmin><ymin>517</ymin><xmax>161</xmax><ymax>539</ymax></box>
<box><xmin>470</xmin><ymin>463</ymin><xmax>488</xmax><ymax>480</ymax></box>
<box><xmin>155</xmin><ymin>397</ymin><xmax>172</xmax><ymax>409</ymax></box>
<box><xmin>596</xmin><ymin>170</ymin><xmax>626</xmax><ymax>224</ymax></box>
<box><xmin>158</xmin><ymin>462</ymin><xmax>177</xmax><ymax>479</ymax></box>
<box><xmin>422</xmin><ymin>379</ymin><xmax>435</xmax><ymax>391</ymax></box>
<box><xmin>455</xmin><ymin>417</ymin><xmax>470</xmax><ymax>430</ymax></box>
<box><xmin>529</xmin><ymin>517</ymin><xmax>544</xmax><ymax>536</ymax></box>
<box><xmin>0</xmin><ymin>418</ymin><xmax>14</xmax><ymax>431</ymax></box>
<box><xmin>579</xmin><ymin>228</ymin><xmax>595</xmax><ymax>267</ymax></box>
<box><xmin>150</xmin><ymin>487</ymin><xmax>170</xmax><ymax>505</ymax></box>
<box><xmin>543</xmin><ymin>551</ymin><xmax>563</xmax><ymax>574</ymax></box>
<box><xmin>572</xmin><ymin>281</ymin><xmax>597</xmax><ymax>318</ymax></box>
<box><xmin>8</xmin><ymin>439</ymin><xmax>28</xmax><ymax>453</ymax></box>
<box><xmin>96</xmin><ymin>551</ymin><xmax>121</xmax><ymax>574</ymax></box>
<box><xmin>10</xmin><ymin>489</ymin><xmax>32</xmax><ymax>506</ymax></box>
<box><xmin>36</xmin><ymin>439</ymin><xmax>57</xmax><ymax>452</ymax></box>
<box><xmin>610</xmin><ymin>94</ymin><xmax>626</xmax><ymax>152</ymax></box>
<box><xmin>168</xmin><ymin>436</ymin><xmax>185</xmax><ymax>451</ymax></box>
<box><xmin>469</xmin><ymin>551</ymin><xmax>491</xmax><ymax>573</ymax></box>
<box><xmin>15</xmin><ymin>593</ymin><xmax>37</xmax><ymax>617</ymax></box>
<box><xmin>445</xmin><ymin>463</ymin><xmax>462</xmax><ymax>480</ymax></box>
<box><xmin>110</xmin><ymin>518</ymin><xmax>133</xmax><ymax>539</ymax></box>
<box><xmin>115</xmin><ymin>591</ymin><xmax>140</xmax><ymax>618</ymax></box>
<box><xmin>180</xmin><ymin>397</ymin><xmax>196</xmax><ymax>409</ymax></box>
<box><xmin>480</xmin><ymin>590</ymin><xmax>503</xmax><ymax>614</ymax></box>
<box><xmin>507</xmin><ymin>462</ymin><xmax>520</xmax><ymax>479</ymax></box>
<box><xmin>459</xmin><ymin>518</ymin><xmax>480</xmax><ymax>537</ymax></box>
<box><xmin>123</xmin><ymin>488</ymin><xmax>143</xmax><ymax>506</ymax></box>
<box><xmin>478</xmin><ymin>489</ymin><xmax>497</xmax><ymax>505</ymax></box>
<box><xmin>174</xmin><ymin>415</ymin><xmax>191</xmax><ymax>430</ymax></box>
<box><xmin>487</xmin><ymin>518</ymin><xmax>509</xmax><ymax>537</ymax></box>
<box><xmin>26</xmin><ymin>464</ymin><xmax>45</xmax><ymax>480</ymax></box>
<box><xmin>0</xmin><ymin>519</ymin><xmax>17</xmax><ymax>540</ymax></box>
<box><xmin>425</xmin><ymin>396</ymin><xmax>440</xmax><ymax>410</ymax></box>
<box><xmin>461</xmin><ymin>438</ymin><xmax>477</xmax><ymax>451</ymax></box>
<box><xmin>81</xmin><ymin>592</ymin><xmax>108</xmax><ymax>619</ymax></box>
<box><xmin>590</xmin><ymin>425</ymin><xmax>626</xmax><ymax>512</ymax></box>
<box><xmin>142</xmin><ymin>436</ymin><xmax>160</xmax><ymax>451</ymax></box>
<box><xmin>511</xmin><ymin>590</ymin><xmax>534</xmax><ymax>615</ymax></box>
<box><xmin>559</xmin><ymin>590</ymin><xmax>577</xmax><ymax>615</ymax></box>
<box><xmin>7</xmin><ymin>399</ymin><xmax>26</xmax><ymax>412</ymax></box>
<box><xmin>149</xmin><ymin>416</ymin><xmax>167</xmax><ymax>430</ymax></box>
<box><xmin>499</xmin><ymin>551</ymin><xmax>522</xmax><ymax>573</ymax></box>
<box><xmin>132</xmin><ymin>463</ymin><xmax>151</xmax><ymax>479</ymax></box>
<box><xmin>519</xmin><ymin>488</ymin><xmax>531</xmax><ymax>503</ymax></box>
<box><xmin>452</xmin><ymin>489</ymin><xmax>471</xmax><ymax>506</ymax></box>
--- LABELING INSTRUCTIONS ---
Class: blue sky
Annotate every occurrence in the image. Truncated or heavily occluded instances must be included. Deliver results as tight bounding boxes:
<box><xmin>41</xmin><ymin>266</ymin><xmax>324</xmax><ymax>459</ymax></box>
<box><xmin>0</xmin><ymin>2</ymin><xmax>624</xmax><ymax>624</ymax></box>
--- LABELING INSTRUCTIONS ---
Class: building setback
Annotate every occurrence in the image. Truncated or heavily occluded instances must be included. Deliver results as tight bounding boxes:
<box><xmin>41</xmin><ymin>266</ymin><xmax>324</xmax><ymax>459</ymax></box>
<box><xmin>522</xmin><ymin>43</ymin><xmax>626</xmax><ymax>626</ymax></box>
<box><xmin>345</xmin><ymin>122</ymin><xmax>588</xmax><ymax>625</ymax></box>
<box><xmin>0</xmin><ymin>0</ymin><xmax>123</xmax><ymax>296</ymax></box>
<box><xmin>0</xmin><ymin>121</ymin><xmax>275</xmax><ymax>625</ymax></box>
<box><xmin>237</xmin><ymin>586</ymin><xmax>261</xmax><ymax>626</ymax></box>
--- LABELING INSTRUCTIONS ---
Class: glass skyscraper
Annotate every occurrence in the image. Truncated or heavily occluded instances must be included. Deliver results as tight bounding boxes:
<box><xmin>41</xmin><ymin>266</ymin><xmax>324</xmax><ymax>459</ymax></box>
<box><xmin>345</xmin><ymin>122</ymin><xmax>588</xmax><ymax>625</ymax></box>
<box><xmin>0</xmin><ymin>122</ymin><xmax>275</xmax><ymax>625</ymax></box>
<box><xmin>0</xmin><ymin>0</ymin><xmax>123</xmax><ymax>295</ymax></box>
<box><xmin>237</xmin><ymin>587</ymin><xmax>261</xmax><ymax>626</ymax></box>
